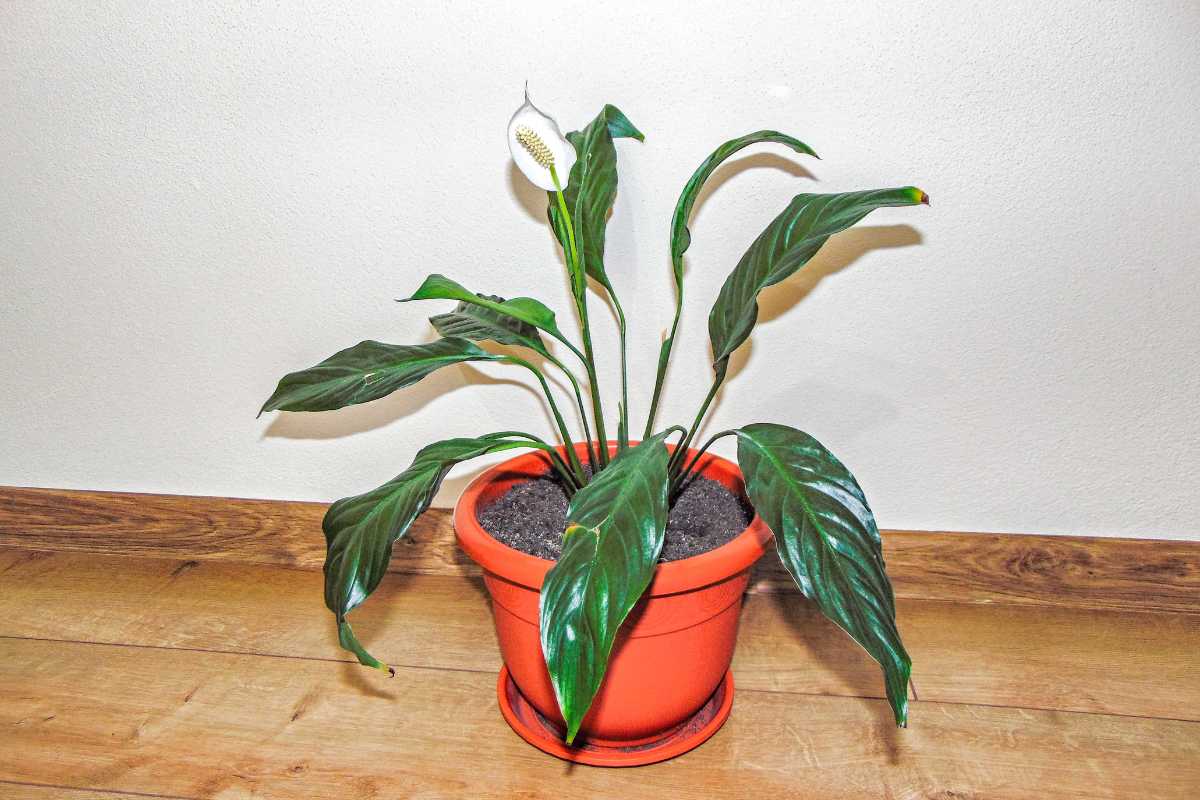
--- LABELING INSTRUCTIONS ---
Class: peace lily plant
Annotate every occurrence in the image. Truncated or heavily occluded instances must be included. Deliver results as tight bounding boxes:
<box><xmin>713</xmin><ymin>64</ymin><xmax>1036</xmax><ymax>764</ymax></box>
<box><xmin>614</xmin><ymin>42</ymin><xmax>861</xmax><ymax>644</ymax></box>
<box><xmin>261</xmin><ymin>89</ymin><xmax>928</xmax><ymax>746</ymax></box>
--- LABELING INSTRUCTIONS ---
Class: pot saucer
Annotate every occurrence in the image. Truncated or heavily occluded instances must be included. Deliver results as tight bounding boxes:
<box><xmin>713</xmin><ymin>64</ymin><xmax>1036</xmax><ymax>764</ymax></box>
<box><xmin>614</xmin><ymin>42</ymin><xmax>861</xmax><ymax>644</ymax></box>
<box><xmin>496</xmin><ymin>666</ymin><xmax>734</xmax><ymax>767</ymax></box>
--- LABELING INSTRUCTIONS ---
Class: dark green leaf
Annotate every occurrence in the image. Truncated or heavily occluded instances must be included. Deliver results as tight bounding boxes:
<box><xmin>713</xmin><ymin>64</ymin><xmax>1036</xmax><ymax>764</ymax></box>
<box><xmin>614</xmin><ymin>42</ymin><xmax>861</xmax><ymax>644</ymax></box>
<box><xmin>259</xmin><ymin>337</ymin><xmax>497</xmax><ymax>415</ymax></box>
<box><xmin>735</xmin><ymin>423</ymin><xmax>911</xmax><ymax>726</ymax></box>
<box><xmin>401</xmin><ymin>274</ymin><xmax>570</xmax><ymax>345</ymax></box>
<box><xmin>708</xmin><ymin>187</ymin><xmax>928</xmax><ymax>367</ymax></box>
<box><xmin>539</xmin><ymin>431</ymin><xmax>671</xmax><ymax>743</ymax></box>
<box><xmin>648</xmin><ymin>132</ymin><xmax>816</xmax><ymax>434</ymax></box>
<box><xmin>670</xmin><ymin>131</ymin><xmax>817</xmax><ymax>293</ymax></box>
<box><xmin>430</xmin><ymin>294</ymin><xmax>551</xmax><ymax>359</ymax></box>
<box><xmin>325</xmin><ymin>434</ymin><xmax>534</xmax><ymax>671</ymax></box>
<box><xmin>546</xmin><ymin>105</ymin><xmax>643</xmax><ymax>294</ymax></box>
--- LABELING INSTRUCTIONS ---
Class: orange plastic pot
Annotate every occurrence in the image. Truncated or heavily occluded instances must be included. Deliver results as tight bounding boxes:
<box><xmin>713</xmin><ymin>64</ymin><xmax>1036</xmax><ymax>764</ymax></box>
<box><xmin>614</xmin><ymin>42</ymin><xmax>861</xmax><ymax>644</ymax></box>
<box><xmin>454</xmin><ymin>442</ymin><xmax>772</xmax><ymax>763</ymax></box>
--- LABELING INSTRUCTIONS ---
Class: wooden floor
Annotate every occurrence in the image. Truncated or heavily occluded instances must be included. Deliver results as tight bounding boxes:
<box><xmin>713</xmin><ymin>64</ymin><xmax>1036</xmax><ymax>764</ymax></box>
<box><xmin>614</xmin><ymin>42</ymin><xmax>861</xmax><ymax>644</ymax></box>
<box><xmin>0</xmin><ymin>487</ymin><xmax>1197</xmax><ymax>799</ymax></box>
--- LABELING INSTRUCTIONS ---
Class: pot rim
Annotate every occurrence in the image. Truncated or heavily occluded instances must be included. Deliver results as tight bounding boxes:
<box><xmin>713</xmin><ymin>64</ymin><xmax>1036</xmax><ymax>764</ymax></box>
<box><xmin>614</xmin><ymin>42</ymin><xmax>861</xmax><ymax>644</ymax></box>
<box><xmin>453</xmin><ymin>441</ymin><xmax>773</xmax><ymax>596</ymax></box>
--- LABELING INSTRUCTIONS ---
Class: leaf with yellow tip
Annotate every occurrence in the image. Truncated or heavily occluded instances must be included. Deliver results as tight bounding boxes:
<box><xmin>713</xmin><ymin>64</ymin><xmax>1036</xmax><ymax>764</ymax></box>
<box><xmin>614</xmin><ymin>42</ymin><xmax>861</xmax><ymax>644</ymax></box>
<box><xmin>708</xmin><ymin>187</ymin><xmax>930</xmax><ymax>368</ymax></box>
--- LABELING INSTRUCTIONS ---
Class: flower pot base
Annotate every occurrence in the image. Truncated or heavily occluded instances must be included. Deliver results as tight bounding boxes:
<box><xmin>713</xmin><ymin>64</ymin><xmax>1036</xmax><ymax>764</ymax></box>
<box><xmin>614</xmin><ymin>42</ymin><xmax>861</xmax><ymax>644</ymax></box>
<box><xmin>496</xmin><ymin>665</ymin><xmax>734</xmax><ymax>767</ymax></box>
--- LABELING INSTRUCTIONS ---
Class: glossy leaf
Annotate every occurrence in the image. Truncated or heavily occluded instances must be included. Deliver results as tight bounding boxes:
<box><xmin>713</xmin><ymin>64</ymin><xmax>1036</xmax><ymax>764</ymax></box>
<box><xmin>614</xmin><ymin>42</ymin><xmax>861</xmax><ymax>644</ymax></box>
<box><xmin>539</xmin><ymin>432</ymin><xmax>671</xmax><ymax>743</ymax></box>
<box><xmin>402</xmin><ymin>273</ymin><xmax>571</xmax><ymax>345</ymax></box>
<box><xmin>734</xmin><ymin>423</ymin><xmax>911</xmax><ymax>726</ymax></box>
<box><xmin>546</xmin><ymin>105</ymin><xmax>644</xmax><ymax>294</ymax></box>
<box><xmin>325</xmin><ymin>434</ymin><xmax>534</xmax><ymax>672</ymax></box>
<box><xmin>259</xmin><ymin>338</ymin><xmax>498</xmax><ymax>415</ymax></box>
<box><xmin>430</xmin><ymin>294</ymin><xmax>551</xmax><ymax>359</ymax></box>
<box><xmin>649</xmin><ymin>131</ymin><xmax>817</xmax><ymax>431</ymax></box>
<box><xmin>670</xmin><ymin>131</ymin><xmax>816</xmax><ymax>293</ymax></box>
<box><xmin>708</xmin><ymin>187</ymin><xmax>928</xmax><ymax>367</ymax></box>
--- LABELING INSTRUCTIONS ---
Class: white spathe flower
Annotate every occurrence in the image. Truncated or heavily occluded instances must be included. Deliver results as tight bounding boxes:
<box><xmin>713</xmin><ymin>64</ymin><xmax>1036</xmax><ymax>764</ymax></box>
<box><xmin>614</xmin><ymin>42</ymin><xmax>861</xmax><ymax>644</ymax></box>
<box><xmin>508</xmin><ymin>87</ymin><xmax>576</xmax><ymax>191</ymax></box>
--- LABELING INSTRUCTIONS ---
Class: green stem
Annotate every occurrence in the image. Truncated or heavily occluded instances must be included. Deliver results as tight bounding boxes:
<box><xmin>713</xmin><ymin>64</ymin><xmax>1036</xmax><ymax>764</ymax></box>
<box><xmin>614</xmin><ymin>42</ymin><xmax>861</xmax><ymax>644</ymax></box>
<box><xmin>668</xmin><ymin>361</ymin><xmax>729</xmax><ymax>478</ymax></box>
<box><xmin>546</xmin><ymin>326</ymin><xmax>603</xmax><ymax>472</ymax></box>
<box><xmin>496</xmin><ymin>430</ymin><xmax>583</xmax><ymax>492</ymax></box>
<box><xmin>550</xmin><ymin>166</ymin><xmax>583</xmax><ymax>297</ymax></box>
<box><xmin>610</xmin><ymin>292</ymin><xmax>630</xmax><ymax>453</ymax></box>
<box><xmin>504</xmin><ymin>356</ymin><xmax>587</xmax><ymax>482</ymax></box>
<box><xmin>550</xmin><ymin>163</ymin><xmax>609</xmax><ymax>468</ymax></box>
<box><xmin>671</xmin><ymin>428</ymin><xmax>737</xmax><ymax>496</ymax></box>
<box><xmin>546</xmin><ymin>333</ymin><xmax>601</xmax><ymax>470</ymax></box>
<box><xmin>659</xmin><ymin>424</ymin><xmax>687</xmax><ymax>446</ymax></box>
<box><xmin>575</xmin><ymin>300</ymin><xmax>609</xmax><ymax>468</ymax></box>
<box><xmin>644</xmin><ymin>290</ymin><xmax>682</xmax><ymax>439</ymax></box>
<box><xmin>546</xmin><ymin>353</ymin><xmax>597</xmax><ymax>470</ymax></box>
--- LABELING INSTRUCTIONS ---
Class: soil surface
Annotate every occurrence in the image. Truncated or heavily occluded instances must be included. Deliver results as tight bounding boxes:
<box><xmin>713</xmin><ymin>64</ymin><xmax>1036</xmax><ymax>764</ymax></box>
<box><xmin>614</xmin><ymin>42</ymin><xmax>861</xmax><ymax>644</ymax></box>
<box><xmin>477</xmin><ymin>471</ymin><xmax>753</xmax><ymax>562</ymax></box>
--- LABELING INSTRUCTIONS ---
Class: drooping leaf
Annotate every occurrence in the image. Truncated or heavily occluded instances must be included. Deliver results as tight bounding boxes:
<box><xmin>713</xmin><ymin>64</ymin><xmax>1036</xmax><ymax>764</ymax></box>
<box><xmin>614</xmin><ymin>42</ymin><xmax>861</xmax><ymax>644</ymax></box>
<box><xmin>546</xmin><ymin>104</ymin><xmax>644</xmax><ymax>294</ymax></box>
<box><xmin>539</xmin><ymin>431</ymin><xmax>671</xmax><ymax>743</ymax></box>
<box><xmin>430</xmin><ymin>294</ymin><xmax>551</xmax><ymax>359</ymax></box>
<box><xmin>259</xmin><ymin>337</ymin><xmax>498</xmax><ymax>415</ymax></box>
<box><xmin>708</xmin><ymin>187</ymin><xmax>928</xmax><ymax>367</ymax></box>
<box><xmin>734</xmin><ymin>423</ymin><xmax>911</xmax><ymax>726</ymax></box>
<box><xmin>401</xmin><ymin>274</ymin><xmax>571</xmax><ymax>345</ymax></box>
<box><xmin>325</xmin><ymin>434</ymin><xmax>535</xmax><ymax>671</ymax></box>
<box><xmin>671</xmin><ymin>131</ymin><xmax>817</xmax><ymax>293</ymax></box>
<box><xmin>648</xmin><ymin>131</ymin><xmax>817</xmax><ymax>432</ymax></box>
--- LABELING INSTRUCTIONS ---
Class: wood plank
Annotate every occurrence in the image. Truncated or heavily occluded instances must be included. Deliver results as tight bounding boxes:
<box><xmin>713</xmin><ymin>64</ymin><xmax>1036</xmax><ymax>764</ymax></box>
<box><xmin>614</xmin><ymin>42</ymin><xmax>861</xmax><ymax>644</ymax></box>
<box><xmin>736</xmin><ymin>591</ymin><xmax>1200</xmax><ymax>721</ymax></box>
<box><xmin>3</xmin><ymin>548</ymin><xmax>1197</xmax><ymax>721</ymax></box>
<box><xmin>3</xmin><ymin>487</ymin><xmax>1197</xmax><ymax>612</ymax></box>
<box><xmin>1</xmin><ymin>637</ymin><xmax>1196</xmax><ymax>800</ymax></box>
<box><xmin>0</xmin><ymin>487</ymin><xmax>332</xmax><ymax>571</ymax></box>
<box><xmin>0</xmin><ymin>548</ymin><xmax>495</xmax><ymax>674</ymax></box>
<box><xmin>0</xmin><ymin>783</ymin><xmax>192</xmax><ymax>799</ymax></box>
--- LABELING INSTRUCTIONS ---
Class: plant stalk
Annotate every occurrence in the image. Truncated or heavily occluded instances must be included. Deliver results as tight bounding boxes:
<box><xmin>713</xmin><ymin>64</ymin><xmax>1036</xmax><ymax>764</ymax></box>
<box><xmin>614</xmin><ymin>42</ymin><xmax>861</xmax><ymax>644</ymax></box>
<box><xmin>671</xmin><ymin>428</ymin><xmax>737</xmax><ymax>497</ymax></box>
<box><xmin>546</xmin><ymin>354</ymin><xmax>597</xmax><ymax>470</ymax></box>
<box><xmin>644</xmin><ymin>289</ymin><xmax>682</xmax><ymax>439</ymax></box>
<box><xmin>668</xmin><ymin>360</ymin><xmax>728</xmax><ymax>478</ymax></box>
<box><xmin>574</xmin><ymin>300</ymin><xmax>609</xmax><ymax>468</ymax></box>
<box><xmin>497</xmin><ymin>430</ymin><xmax>583</xmax><ymax>492</ymax></box>
<box><xmin>505</xmin><ymin>356</ymin><xmax>587</xmax><ymax>481</ymax></box>
<box><xmin>610</xmin><ymin>292</ymin><xmax>631</xmax><ymax>453</ymax></box>
<box><xmin>551</xmin><ymin>164</ymin><xmax>610</xmax><ymax>468</ymax></box>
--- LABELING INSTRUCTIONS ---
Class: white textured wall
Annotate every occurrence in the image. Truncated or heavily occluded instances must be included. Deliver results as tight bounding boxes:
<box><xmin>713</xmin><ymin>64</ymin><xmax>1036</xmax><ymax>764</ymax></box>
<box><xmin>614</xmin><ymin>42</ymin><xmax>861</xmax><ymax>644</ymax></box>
<box><xmin>2</xmin><ymin>2</ymin><xmax>1198</xmax><ymax>539</ymax></box>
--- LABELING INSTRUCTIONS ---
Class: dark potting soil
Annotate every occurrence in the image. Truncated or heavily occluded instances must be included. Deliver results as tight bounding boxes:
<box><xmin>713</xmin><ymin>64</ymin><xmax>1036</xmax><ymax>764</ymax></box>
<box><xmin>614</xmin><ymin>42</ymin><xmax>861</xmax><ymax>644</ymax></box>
<box><xmin>477</xmin><ymin>471</ymin><xmax>754</xmax><ymax>562</ymax></box>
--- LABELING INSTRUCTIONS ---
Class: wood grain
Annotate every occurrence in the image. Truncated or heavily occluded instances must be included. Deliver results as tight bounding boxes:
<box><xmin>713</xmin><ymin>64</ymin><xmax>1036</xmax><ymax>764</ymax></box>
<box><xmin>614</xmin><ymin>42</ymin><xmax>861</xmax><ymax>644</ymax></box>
<box><xmin>3</xmin><ymin>487</ymin><xmax>1199</xmax><ymax>798</ymax></box>
<box><xmin>3</xmin><ymin>548</ymin><xmax>1197</xmax><ymax>721</ymax></box>
<box><xmin>2</xmin><ymin>637</ymin><xmax>1197</xmax><ymax>800</ymax></box>
<box><xmin>0</xmin><ymin>784</ymin><xmax>190</xmax><ymax>800</ymax></box>
<box><xmin>2</xmin><ymin>486</ymin><xmax>1197</xmax><ymax>612</ymax></box>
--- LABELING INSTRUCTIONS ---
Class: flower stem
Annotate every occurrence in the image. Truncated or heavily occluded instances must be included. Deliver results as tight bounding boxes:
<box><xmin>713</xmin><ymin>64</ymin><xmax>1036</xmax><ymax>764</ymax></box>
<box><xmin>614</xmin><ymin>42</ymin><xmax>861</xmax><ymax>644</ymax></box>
<box><xmin>550</xmin><ymin>164</ymin><xmax>609</xmax><ymax>468</ymax></box>
<box><xmin>546</xmin><ymin>353</ymin><xmax>596</xmax><ymax>468</ymax></box>
<box><xmin>550</xmin><ymin>166</ymin><xmax>583</xmax><ymax>296</ymax></box>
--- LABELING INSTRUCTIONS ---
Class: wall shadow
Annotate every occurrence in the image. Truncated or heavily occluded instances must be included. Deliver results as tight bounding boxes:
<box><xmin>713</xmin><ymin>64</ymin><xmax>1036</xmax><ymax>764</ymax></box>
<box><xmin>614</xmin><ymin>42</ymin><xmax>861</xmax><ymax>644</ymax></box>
<box><xmin>700</xmin><ymin>224</ymin><xmax>923</xmax><ymax>426</ymax></box>
<box><xmin>756</xmin><ymin>224</ymin><xmax>924</xmax><ymax>325</ymax></box>
<box><xmin>688</xmin><ymin>151</ymin><xmax>817</xmax><ymax>231</ymax></box>
<box><xmin>507</xmin><ymin>160</ymin><xmax>548</xmax><ymax>223</ymax></box>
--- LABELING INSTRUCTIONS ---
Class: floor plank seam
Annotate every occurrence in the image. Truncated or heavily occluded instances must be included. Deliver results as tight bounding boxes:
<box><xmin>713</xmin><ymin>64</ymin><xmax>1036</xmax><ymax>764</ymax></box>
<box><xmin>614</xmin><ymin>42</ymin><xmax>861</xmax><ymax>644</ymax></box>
<box><xmin>744</xmin><ymin>683</ymin><xmax>1200</xmax><ymax>724</ymax></box>
<box><xmin>0</xmin><ymin>778</ymin><xmax>197</xmax><ymax>800</ymax></box>
<box><xmin>0</xmin><ymin>634</ymin><xmax>492</xmax><ymax>678</ymax></box>
<box><xmin>6</xmin><ymin>634</ymin><xmax>1198</xmax><ymax>725</ymax></box>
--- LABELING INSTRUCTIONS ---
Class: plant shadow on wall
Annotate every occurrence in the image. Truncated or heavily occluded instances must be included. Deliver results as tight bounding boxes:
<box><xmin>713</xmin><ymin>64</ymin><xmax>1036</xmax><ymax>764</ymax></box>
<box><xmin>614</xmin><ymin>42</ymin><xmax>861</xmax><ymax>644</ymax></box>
<box><xmin>258</xmin><ymin>89</ymin><xmax>929</xmax><ymax>752</ymax></box>
<box><xmin>710</xmin><ymin>224</ymin><xmax>922</xmax><ymax>414</ymax></box>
